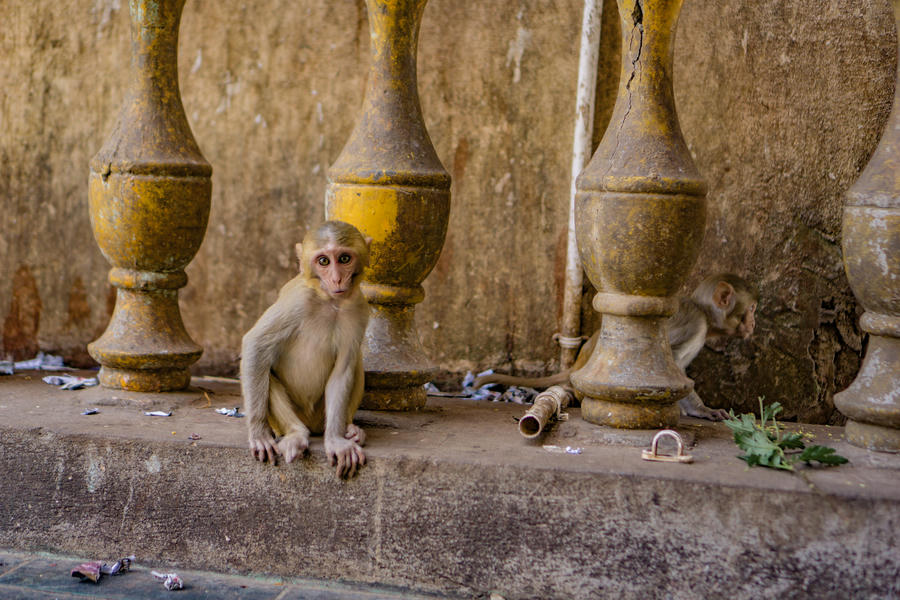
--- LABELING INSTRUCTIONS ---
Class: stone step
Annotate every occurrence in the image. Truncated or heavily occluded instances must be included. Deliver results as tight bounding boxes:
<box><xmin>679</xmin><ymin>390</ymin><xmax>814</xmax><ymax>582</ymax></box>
<box><xmin>1</xmin><ymin>373</ymin><xmax>898</xmax><ymax>599</ymax></box>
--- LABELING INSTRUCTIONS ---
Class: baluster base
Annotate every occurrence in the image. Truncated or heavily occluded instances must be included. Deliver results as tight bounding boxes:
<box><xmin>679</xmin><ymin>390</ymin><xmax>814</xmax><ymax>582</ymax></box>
<box><xmin>835</xmin><ymin>333</ymin><xmax>900</xmax><ymax>452</ymax></box>
<box><xmin>88</xmin><ymin>284</ymin><xmax>202</xmax><ymax>392</ymax></box>
<box><xmin>571</xmin><ymin>314</ymin><xmax>690</xmax><ymax>429</ymax></box>
<box><xmin>360</xmin><ymin>302</ymin><xmax>433</xmax><ymax>411</ymax></box>
<box><xmin>97</xmin><ymin>366</ymin><xmax>192</xmax><ymax>393</ymax></box>
<box><xmin>581</xmin><ymin>397</ymin><xmax>681</xmax><ymax>430</ymax></box>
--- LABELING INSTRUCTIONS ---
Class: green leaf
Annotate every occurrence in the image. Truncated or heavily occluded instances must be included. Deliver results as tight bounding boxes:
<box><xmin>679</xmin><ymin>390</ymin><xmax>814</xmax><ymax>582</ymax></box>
<box><xmin>779</xmin><ymin>432</ymin><xmax>805</xmax><ymax>450</ymax></box>
<box><xmin>724</xmin><ymin>412</ymin><xmax>758</xmax><ymax>438</ymax></box>
<box><xmin>799</xmin><ymin>445</ymin><xmax>849</xmax><ymax>466</ymax></box>
<box><xmin>761</xmin><ymin>400</ymin><xmax>783</xmax><ymax>424</ymax></box>
<box><xmin>731</xmin><ymin>427</ymin><xmax>794</xmax><ymax>471</ymax></box>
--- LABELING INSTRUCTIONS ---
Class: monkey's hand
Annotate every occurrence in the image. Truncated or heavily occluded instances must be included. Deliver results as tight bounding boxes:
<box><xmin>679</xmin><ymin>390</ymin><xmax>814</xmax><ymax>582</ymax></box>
<box><xmin>325</xmin><ymin>435</ymin><xmax>366</xmax><ymax>479</ymax></box>
<box><xmin>248</xmin><ymin>425</ymin><xmax>281</xmax><ymax>463</ymax></box>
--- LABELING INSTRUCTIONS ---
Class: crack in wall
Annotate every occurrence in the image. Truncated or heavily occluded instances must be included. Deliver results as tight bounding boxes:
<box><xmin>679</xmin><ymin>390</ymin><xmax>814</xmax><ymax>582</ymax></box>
<box><xmin>606</xmin><ymin>0</ymin><xmax>643</xmax><ymax>181</ymax></box>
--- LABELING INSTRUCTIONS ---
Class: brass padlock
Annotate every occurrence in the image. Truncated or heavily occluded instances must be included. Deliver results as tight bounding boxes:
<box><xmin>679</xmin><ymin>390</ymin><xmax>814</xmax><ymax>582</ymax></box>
<box><xmin>641</xmin><ymin>430</ymin><xmax>693</xmax><ymax>464</ymax></box>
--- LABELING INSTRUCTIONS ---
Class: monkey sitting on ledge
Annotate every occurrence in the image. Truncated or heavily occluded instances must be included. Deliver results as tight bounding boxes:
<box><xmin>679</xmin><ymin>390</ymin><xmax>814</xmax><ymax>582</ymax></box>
<box><xmin>241</xmin><ymin>221</ymin><xmax>371</xmax><ymax>478</ymax></box>
<box><xmin>475</xmin><ymin>273</ymin><xmax>758</xmax><ymax>421</ymax></box>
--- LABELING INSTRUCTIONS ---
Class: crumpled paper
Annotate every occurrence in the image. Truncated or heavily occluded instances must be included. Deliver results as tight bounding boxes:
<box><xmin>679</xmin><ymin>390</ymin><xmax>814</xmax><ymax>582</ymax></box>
<box><xmin>423</xmin><ymin>370</ymin><xmax>539</xmax><ymax>404</ymax></box>
<box><xmin>42</xmin><ymin>375</ymin><xmax>99</xmax><ymax>390</ymax></box>
<box><xmin>152</xmin><ymin>571</ymin><xmax>184</xmax><ymax>591</ymax></box>
<box><xmin>2</xmin><ymin>352</ymin><xmax>71</xmax><ymax>375</ymax></box>
<box><xmin>215</xmin><ymin>407</ymin><xmax>244</xmax><ymax>418</ymax></box>
<box><xmin>71</xmin><ymin>555</ymin><xmax>135</xmax><ymax>583</ymax></box>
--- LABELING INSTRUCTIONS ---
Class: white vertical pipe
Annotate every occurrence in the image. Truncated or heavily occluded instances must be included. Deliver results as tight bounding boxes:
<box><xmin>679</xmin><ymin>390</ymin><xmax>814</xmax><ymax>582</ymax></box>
<box><xmin>558</xmin><ymin>0</ymin><xmax>603</xmax><ymax>368</ymax></box>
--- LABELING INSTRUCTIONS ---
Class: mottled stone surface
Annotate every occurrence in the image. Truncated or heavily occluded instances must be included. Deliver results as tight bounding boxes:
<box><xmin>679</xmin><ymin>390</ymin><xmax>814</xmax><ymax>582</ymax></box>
<box><xmin>0</xmin><ymin>375</ymin><xmax>898</xmax><ymax>599</ymax></box>
<box><xmin>0</xmin><ymin>0</ymin><xmax>895</xmax><ymax>422</ymax></box>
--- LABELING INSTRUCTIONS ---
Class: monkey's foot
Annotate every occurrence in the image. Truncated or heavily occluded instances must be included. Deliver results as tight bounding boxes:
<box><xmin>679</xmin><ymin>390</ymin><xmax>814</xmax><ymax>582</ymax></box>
<box><xmin>345</xmin><ymin>424</ymin><xmax>366</xmax><ymax>446</ymax></box>
<box><xmin>325</xmin><ymin>436</ymin><xmax>366</xmax><ymax>479</ymax></box>
<box><xmin>277</xmin><ymin>432</ymin><xmax>310</xmax><ymax>464</ymax></box>
<box><xmin>707</xmin><ymin>408</ymin><xmax>729</xmax><ymax>421</ymax></box>
<box><xmin>681</xmin><ymin>404</ymin><xmax>729</xmax><ymax>422</ymax></box>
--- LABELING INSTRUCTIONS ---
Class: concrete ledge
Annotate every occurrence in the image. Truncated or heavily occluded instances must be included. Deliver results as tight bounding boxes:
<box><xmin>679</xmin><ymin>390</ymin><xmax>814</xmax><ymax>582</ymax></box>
<box><xmin>1</xmin><ymin>372</ymin><xmax>899</xmax><ymax>599</ymax></box>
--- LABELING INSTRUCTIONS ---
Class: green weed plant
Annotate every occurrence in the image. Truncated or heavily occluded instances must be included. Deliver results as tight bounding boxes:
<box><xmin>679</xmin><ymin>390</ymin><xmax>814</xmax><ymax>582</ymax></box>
<box><xmin>724</xmin><ymin>398</ymin><xmax>848</xmax><ymax>471</ymax></box>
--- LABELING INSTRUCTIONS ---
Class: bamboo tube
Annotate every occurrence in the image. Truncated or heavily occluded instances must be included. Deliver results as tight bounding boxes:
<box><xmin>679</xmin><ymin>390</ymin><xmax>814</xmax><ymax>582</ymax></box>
<box><xmin>519</xmin><ymin>386</ymin><xmax>572</xmax><ymax>439</ymax></box>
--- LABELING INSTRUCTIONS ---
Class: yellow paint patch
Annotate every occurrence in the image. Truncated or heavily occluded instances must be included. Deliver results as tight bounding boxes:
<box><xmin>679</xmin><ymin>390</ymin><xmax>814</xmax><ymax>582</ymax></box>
<box><xmin>327</xmin><ymin>185</ymin><xmax>400</xmax><ymax>244</ymax></box>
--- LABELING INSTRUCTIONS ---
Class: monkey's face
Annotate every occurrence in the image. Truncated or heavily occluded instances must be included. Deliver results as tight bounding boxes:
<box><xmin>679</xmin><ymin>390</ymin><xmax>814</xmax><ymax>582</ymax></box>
<box><xmin>312</xmin><ymin>243</ymin><xmax>362</xmax><ymax>300</ymax></box>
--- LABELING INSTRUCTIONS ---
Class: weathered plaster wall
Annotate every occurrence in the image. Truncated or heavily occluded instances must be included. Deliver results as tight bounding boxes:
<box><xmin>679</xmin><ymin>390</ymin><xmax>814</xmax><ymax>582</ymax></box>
<box><xmin>674</xmin><ymin>1</ymin><xmax>894</xmax><ymax>423</ymax></box>
<box><xmin>0</xmin><ymin>0</ymin><xmax>894</xmax><ymax>423</ymax></box>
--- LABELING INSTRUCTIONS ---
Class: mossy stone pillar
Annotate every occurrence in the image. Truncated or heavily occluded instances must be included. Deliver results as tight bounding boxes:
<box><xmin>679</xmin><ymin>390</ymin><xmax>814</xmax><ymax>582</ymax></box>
<box><xmin>572</xmin><ymin>0</ymin><xmax>706</xmax><ymax>429</ymax></box>
<box><xmin>834</xmin><ymin>0</ymin><xmax>900</xmax><ymax>452</ymax></box>
<box><xmin>88</xmin><ymin>0</ymin><xmax>211</xmax><ymax>392</ymax></box>
<box><xmin>326</xmin><ymin>0</ymin><xmax>450</xmax><ymax>410</ymax></box>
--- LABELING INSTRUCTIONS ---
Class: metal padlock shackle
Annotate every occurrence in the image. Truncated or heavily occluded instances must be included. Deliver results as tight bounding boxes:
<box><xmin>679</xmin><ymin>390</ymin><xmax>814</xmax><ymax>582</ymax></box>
<box><xmin>641</xmin><ymin>429</ymin><xmax>694</xmax><ymax>464</ymax></box>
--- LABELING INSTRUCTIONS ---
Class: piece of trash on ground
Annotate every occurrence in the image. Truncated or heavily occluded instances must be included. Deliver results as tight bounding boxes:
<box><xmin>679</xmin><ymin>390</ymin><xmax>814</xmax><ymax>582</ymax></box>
<box><xmin>152</xmin><ymin>571</ymin><xmax>184</xmax><ymax>591</ymax></box>
<box><xmin>144</xmin><ymin>410</ymin><xmax>173</xmax><ymax>417</ymax></box>
<box><xmin>71</xmin><ymin>555</ymin><xmax>135</xmax><ymax>583</ymax></box>
<box><xmin>542</xmin><ymin>444</ymin><xmax>583</xmax><ymax>455</ymax></box>
<box><xmin>460</xmin><ymin>369</ymin><xmax>540</xmax><ymax>403</ymax></box>
<box><xmin>215</xmin><ymin>407</ymin><xmax>244</xmax><ymax>417</ymax></box>
<box><xmin>187</xmin><ymin>433</ymin><xmax>202</xmax><ymax>441</ymax></box>
<box><xmin>16</xmin><ymin>352</ymin><xmax>70</xmax><ymax>372</ymax></box>
<box><xmin>81</xmin><ymin>408</ymin><xmax>100</xmax><ymax>416</ymax></box>
<box><xmin>499</xmin><ymin>386</ymin><xmax>538</xmax><ymax>404</ymax></box>
<box><xmin>426</xmin><ymin>371</ymin><xmax>540</xmax><ymax>403</ymax></box>
<box><xmin>42</xmin><ymin>375</ymin><xmax>99</xmax><ymax>390</ymax></box>
<box><xmin>102</xmin><ymin>555</ymin><xmax>135</xmax><ymax>576</ymax></box>
<box><xmin>71</xmin><ymin>561</ymin><xmax>102</xmax><ymax>583</ymax></box>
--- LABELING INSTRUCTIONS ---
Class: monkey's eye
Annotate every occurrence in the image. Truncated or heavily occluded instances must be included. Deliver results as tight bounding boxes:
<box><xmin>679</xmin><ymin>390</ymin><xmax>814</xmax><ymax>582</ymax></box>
<box><xmin>338</xmin><ymin>254</ymin><xmax>352</xmax><ymax>264</ymax></box>
<box><xmin>317</xmin><ymin>256</ymin><xmax>330</xmax><ymax>266</ymax></box>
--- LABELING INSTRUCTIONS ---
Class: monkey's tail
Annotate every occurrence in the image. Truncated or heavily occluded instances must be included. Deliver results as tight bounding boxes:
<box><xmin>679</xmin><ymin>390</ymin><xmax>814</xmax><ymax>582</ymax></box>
<box><xmin>473</xmin><ymin>370</ymin><xmax>572</xmax><ymax>390</ymax></box>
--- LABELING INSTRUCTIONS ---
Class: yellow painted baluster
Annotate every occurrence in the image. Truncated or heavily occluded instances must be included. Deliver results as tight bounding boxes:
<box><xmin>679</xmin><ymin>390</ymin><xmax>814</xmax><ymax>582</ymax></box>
<box><xmin>326</xmin><ymin>0</ymin><xmax>450</xmax><ymax>410</ymax></box>
<box><xmin>573</xmin><ymin>0</ymin><xmax>707</xmax><ymax>428</ymax></box>
<box><xmin>88</xmin><ymin>0</ymin><xmax>211</xmax><ymax>392</ymax></box>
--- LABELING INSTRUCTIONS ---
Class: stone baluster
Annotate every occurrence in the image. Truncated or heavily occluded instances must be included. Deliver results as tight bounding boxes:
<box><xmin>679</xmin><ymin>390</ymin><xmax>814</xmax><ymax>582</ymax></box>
<box><xmin>326</xmin><ymin>0</ymin><xmax>450</xmax><ymax>410</ymax></box>
<box><xmin>572</xmin><ymin>0</ymin><xmax>706</xmax><ymax>428</ymax></box>
<box><xmin>88</xmin><ymin>0</ymin><xmax>211</xmax><ymax>392</ymax></box>
<box><xmin>834</xmin><ymin>0</ymin><xmax>900</xmax><ymax>452</ymax></box>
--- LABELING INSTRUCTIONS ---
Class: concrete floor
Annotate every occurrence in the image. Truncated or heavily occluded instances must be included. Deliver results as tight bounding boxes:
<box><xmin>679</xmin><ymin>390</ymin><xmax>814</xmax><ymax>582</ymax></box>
<box><xmin>0</xmin><ymin>549</ymin><xmax>449</xmax><ymax>599</ymax></box>
<box><xmin>1</xmin><ymin>371</ymin><xmax>899</xmax><ymax>599</ymax></box>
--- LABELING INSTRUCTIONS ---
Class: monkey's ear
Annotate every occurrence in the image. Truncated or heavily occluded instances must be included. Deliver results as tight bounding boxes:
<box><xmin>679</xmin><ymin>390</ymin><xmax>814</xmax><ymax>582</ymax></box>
<box><xmin>712</xmin><ymin>281</ymin><xmax>735</xmax><ymax>310</ymax></box>
<box><xmin>364</xmin><ymin>236</ymin><xmax>373</xmax><ymax>250</ymax></box>
<box><xmin>295</xmin><ymin>243</ymin><xmax>304</xmax><ymax>263</ymax></box>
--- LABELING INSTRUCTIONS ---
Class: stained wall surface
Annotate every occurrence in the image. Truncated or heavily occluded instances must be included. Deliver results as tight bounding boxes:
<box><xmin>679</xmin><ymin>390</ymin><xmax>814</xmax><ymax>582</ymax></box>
<box><xmin>0</xmin><ymin>0</ymin><xmax>894</xmax><ymax>423</ymax></box>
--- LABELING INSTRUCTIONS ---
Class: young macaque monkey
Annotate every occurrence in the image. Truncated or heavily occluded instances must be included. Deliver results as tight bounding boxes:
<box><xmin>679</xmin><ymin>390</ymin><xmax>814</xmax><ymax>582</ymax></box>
<box><xmin>474</xmin><ymin>273</ymin><xmax>758</xmax><ymax>421</ymax></box>
<box><xmin>241</xmin><ymin>221</ymin><xmax>371</xmax><ymax>478</ymax></box>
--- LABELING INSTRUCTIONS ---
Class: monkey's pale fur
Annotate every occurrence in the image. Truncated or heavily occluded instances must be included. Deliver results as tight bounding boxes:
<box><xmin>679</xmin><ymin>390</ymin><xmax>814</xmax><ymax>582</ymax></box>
<box><xmin>475</xmin><ymin>273</ymin><xmax>758</xmax><ymax>421</ymax></box>
<box><xmin>241</xmin><ymin>221</ymin><xmax>371</xmax><ymax>478</ymax></box>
